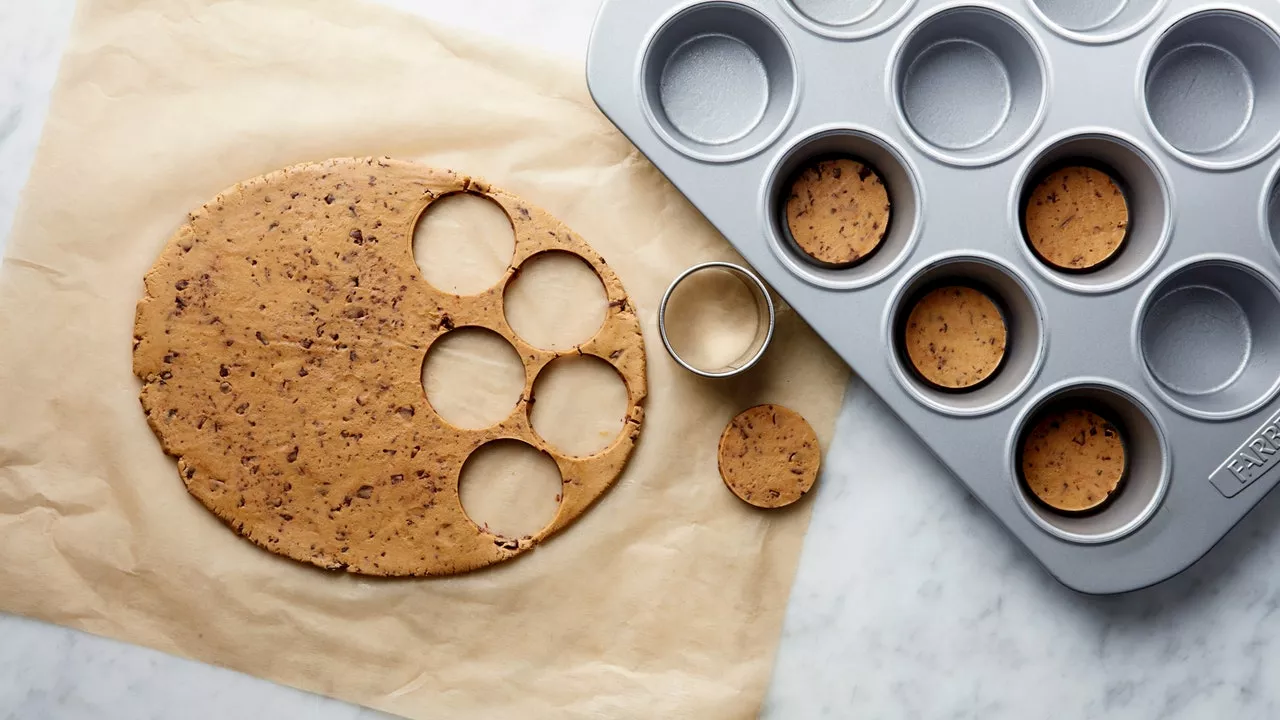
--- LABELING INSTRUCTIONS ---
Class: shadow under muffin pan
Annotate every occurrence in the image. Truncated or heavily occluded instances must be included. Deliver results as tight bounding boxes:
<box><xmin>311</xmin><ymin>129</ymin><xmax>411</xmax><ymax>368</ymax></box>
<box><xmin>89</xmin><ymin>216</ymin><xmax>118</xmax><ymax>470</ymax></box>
<box><xmin>589</xmin><ymin>0</ymin><xmax>1280</xmax><ymax>594</ymax></box>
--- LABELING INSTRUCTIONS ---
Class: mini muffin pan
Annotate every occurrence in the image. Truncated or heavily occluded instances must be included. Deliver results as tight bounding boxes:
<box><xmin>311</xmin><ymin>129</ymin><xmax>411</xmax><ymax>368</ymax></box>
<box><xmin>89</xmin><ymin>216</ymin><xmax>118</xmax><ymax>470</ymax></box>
<box><xmin>588</xmin><ymin>0</ymin><xmax>1280</xmax><ymax>593</ymax></box>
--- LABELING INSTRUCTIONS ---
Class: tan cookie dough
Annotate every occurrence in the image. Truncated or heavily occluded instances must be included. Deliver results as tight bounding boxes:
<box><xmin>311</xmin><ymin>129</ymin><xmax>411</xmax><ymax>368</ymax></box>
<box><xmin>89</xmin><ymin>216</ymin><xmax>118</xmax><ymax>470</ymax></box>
<box><xmin>1021</xmin><ymin>408</ymin><xmax>1126</xmax><ymax>514</ymax></box>
<box><xmin>903</xmin><ymin>286</ymin><xmax>1007</xmax><ymax>390</ymax></box>
<box><xmin>718</xmin><ymin>404</ymin><xmax>820</xmax><ymax>509</ymax></box>
<box><xmin>133</xmin><ymin>157</ymin><xmax>647</xmax><ymax>576</ymax></box>
<box><xmin>1024</xmin><ymin>166</ymin><xmax>1129</xmax><ymax>271</ymax></box>
<box><xmin>785</xmin><ymin>157</ymin><xmax>890</xmax><ymax>267</ymax></box>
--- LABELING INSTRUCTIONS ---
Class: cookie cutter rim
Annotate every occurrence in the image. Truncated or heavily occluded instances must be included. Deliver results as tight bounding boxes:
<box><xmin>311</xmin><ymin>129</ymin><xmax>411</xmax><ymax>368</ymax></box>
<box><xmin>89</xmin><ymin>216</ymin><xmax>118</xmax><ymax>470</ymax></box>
<box><xmin>658</xmin><ymin>261</ymin><xmax>777</xmax><ymax>378</ymax></box>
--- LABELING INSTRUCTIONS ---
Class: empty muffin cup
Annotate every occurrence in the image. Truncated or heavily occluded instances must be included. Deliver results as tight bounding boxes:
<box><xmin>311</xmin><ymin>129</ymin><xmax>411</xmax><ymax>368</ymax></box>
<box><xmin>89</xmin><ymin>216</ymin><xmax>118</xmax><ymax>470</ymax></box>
<box><xmin>891</xmin><ymin>5</ymin><xmax>1047</xmax><ymax>165</ymax></box>
<box><xmin>1142</xmin><ymin>9</ymin><xmax>1280</xmax><ymax>169</ymax></box>
<box><xmin>1023</xmin><ymin>163</ymin><xmax>1131</xmax><ymax>273</ymax></box>
<box><xmin>901</xmin><ymin>283</ymin><xmax>1009</xmax><ymax>392</ymax></box>
<box><xmin>1138</xmin><ymin>257</ymin><xmax>1280</xmax><ymax>419</ymax></box>
<box><xmin>783</xmin><ymin>156</ymin><xmax>892</xmax><ymax>268</ymax></box>
<box><xmin>1268</xmin><ymin>163</ymin><xmax>1280</xmax><ymax>261</ymax></box>
<box><xmin>642</xmin><ymin>2</ymin><xmax>798</xmax><ymax>162</ymax></box>
<box><xmin>659</xmin><ymin>262</ymin><xmax>776</xmax><ymax>378</ymax></box>
<box><xmin>1019</xmin><ymin>404</ymin><xmax>1129</xmax><ymax>515</ymax></box>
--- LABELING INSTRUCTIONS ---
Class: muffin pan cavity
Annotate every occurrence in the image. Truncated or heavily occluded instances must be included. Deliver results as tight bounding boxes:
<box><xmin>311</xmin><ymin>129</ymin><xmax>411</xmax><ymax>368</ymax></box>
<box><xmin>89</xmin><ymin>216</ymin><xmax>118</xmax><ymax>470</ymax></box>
<box><xmin>1138</xmin><ymin>257</ymin><xmax>1280</xmax><ymax>420</ymax></box>
<box><xmin>890</xmin><ymin>5</ymin><xmax>1047</xmax><ymax>166</ymax></box>
<box><xmin>1266</xmin><ymin>161</ymin><xmax>1280</xmax><ymax>261</ymax></box>
<box><xmin>641</xmin><ymin>2</ymin><xmax>798</xmax><ymax>162</ymax></box>
<box><xmin>887</xmin><ymin>255</ymin><xmax>1045</xmax><ymax>416</ymax></box>
<box><xmin>1013</xmin><ymin>131</ymin><xmax>1171</xmax><ymax>293</ymax></box>
<box><xmin>1010</xmin><ymin>381</ymin><xmax>1170</xmax><ymax>545</ymax></box>
<box><xmin>763</xmin><ymin>126</ymin><xmax>921</xmax><ymax>289</ymax></box>
<box><xmin>1142</xmin><ymin>9</ymin><xmax>1280</xmax><ymax>169</ymax></box>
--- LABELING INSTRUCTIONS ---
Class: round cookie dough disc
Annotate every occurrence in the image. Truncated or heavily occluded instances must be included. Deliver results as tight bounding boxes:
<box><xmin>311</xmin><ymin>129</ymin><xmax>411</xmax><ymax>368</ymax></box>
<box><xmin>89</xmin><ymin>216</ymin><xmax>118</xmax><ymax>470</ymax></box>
<box><xmin>903</xmin><ymin>286</ymin><xmax>1008</xmax><ymax>390</ymax></box>
<box><xmin>1024</xmin><ymin>166</ymin><xmax>1129</xmax><ymax>271</ymax></box>
<box><xmin>1021</xmin><ymin>408</ymin><xmax>1127</xmax><ymax>514</ymax></box>
<box><xmin>133</xmin><ymin>157</ymin><xmax>647</xmax><ymax>577</ymax></box>
<box><xmin>718</xmin><ymin>404</ymin><xmax>821</xmax><ymax>509</ymax></box>
<box><xmin>785</xmin><ymin>157</ymin><xmax>890</xmax><ymax>267</ymax></box>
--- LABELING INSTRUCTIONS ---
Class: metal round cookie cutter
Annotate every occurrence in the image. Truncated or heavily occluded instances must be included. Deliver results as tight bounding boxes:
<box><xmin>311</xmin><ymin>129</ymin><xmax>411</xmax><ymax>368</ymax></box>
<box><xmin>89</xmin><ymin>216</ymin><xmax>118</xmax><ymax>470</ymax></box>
<box><xmin>658</xmin><ymin>261</ymin><xmax>776</xmax><ymax>378</ymax></box>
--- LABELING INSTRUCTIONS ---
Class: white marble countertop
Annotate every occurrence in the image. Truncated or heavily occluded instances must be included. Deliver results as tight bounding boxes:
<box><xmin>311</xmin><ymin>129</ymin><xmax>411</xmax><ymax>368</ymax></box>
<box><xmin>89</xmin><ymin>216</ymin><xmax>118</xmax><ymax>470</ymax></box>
<box><xmin>5</xmin><ymin>2</ymin><xmax>1280</xmax><ymax>719</ymax></box>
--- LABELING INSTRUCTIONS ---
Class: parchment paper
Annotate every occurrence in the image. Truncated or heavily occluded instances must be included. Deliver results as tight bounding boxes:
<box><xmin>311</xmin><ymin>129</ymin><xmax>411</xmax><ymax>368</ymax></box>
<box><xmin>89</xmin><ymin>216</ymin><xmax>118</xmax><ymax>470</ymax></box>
<box><xmin>0</xmin><ymin>0</ymin><xmax>850</xmax><ymax>717</ymax></box>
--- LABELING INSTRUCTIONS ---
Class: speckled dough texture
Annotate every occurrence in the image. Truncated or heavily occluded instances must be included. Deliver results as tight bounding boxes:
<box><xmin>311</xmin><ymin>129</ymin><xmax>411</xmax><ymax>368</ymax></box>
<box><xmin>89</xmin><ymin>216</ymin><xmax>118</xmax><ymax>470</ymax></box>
<box><xmin>718</xmin><ymin>404</ymin><xmax>821</xmax><ymax>509</ymax></box>
<box><xmin>785</xmin><ymin>158</ymin><xmax>890</xmax><ymax>267</ymax></box>
<box><xmin>0</xmin><ymin>2</ymin><xmax>856</xmax><ymax>718</ymax></box>
<box><xmin>1021</xmin><ymin>408</ymin><xmax>1127</xmax><ymax>514</ymax></box>
<box><xmin>133</xmin><ymin>157</ymin><xmax>647</xmax><ymax>576</ymax></box>
<box><xmin>904</xmin><ymin>286</ymin><xmax>1008</xmax><ymax>390</ymax></box>
<box><xmin>1024</xmin><ymin>166</ymin><xmax>1129</xmax><ymax>271</ymax></box>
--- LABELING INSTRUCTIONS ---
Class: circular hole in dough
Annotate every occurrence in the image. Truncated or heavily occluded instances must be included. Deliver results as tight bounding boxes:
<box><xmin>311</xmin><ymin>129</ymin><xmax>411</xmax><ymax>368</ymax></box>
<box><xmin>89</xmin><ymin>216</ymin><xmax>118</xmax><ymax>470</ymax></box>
<box><xmin>459</xmin><ymin>440</ymin><xmax>563</xmax><ymax>539</ymax></box>
<box><xmin>504</xmin><ymin>251</ymin><xmax>608</xmax><ymax>350</ymax></box>
<box><xmin>530</xmin><ymin>355</ymin><xmax>629</xmax><ymax>457</ymax></box>
<box><xmin>422</xmin><ymin>328</ymin><xmax>526</xmax><ymax>429</ymax></box>
<box><xmin>413</xmin><ymin>192</ymin><xmax>515</xmax><ymax>295</ymax></box>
